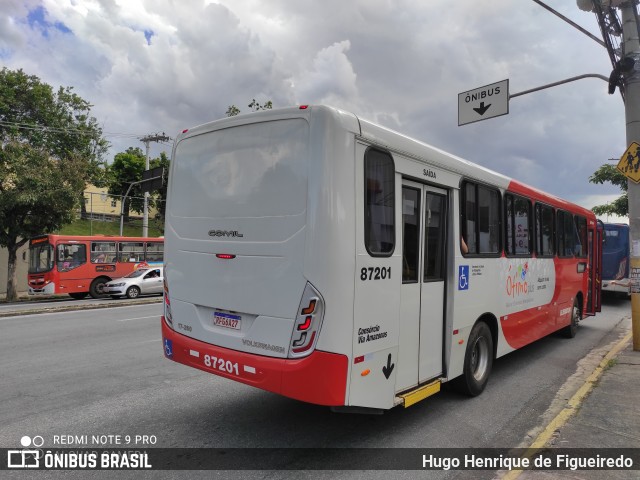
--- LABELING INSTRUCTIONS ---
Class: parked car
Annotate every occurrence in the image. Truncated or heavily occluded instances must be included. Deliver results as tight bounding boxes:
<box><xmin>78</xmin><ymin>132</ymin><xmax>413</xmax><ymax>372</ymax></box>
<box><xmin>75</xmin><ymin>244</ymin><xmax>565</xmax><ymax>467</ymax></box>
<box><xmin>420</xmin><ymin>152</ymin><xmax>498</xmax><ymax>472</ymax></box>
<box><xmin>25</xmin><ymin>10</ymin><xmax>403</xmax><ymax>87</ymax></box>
<box><xmin>104</xmin><ymin>267</ymin><xmax>163</xmax><ymax>299</ymax></box>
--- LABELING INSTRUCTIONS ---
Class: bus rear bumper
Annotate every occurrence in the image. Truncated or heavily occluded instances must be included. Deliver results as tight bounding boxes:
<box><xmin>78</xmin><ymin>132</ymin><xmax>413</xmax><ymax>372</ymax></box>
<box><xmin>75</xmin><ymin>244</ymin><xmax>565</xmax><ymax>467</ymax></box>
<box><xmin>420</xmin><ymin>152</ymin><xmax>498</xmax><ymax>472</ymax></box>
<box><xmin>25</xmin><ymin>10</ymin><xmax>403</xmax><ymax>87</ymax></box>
<box><xmin>161</xmin><ymin>318</ymin><xmax>348</xmax><ymax>406</ymax></box>
<box><xmin>602</xmin><ymin>279</ymin><xmax>630</xmax><ymax>295</ymax></box>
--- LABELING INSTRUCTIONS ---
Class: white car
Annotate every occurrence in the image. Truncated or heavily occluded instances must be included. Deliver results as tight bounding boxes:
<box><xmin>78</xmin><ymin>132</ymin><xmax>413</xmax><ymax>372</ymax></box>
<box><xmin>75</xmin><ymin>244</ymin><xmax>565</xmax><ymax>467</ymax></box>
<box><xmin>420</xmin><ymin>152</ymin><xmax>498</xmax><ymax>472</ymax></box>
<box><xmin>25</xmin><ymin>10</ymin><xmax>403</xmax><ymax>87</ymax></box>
<box><xmin>104</xmin><ymin>267</ymin><xmax>164</xmax><ymax>299</ymax></box>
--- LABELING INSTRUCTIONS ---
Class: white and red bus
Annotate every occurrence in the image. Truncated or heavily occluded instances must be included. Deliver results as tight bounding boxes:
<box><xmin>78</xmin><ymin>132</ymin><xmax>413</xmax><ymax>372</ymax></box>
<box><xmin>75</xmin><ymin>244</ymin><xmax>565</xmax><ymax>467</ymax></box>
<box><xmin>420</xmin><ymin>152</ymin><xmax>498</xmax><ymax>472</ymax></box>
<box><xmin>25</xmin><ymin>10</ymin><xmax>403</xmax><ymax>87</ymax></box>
<box><xmin>28</xmin><ymin>234</ymin><xmax>163</xmax><ymax>299</ymax></box>
<box><xmin>161</xmin><ymin>105</ymin><xmax>602</xmax><ymax>411</ymax></box>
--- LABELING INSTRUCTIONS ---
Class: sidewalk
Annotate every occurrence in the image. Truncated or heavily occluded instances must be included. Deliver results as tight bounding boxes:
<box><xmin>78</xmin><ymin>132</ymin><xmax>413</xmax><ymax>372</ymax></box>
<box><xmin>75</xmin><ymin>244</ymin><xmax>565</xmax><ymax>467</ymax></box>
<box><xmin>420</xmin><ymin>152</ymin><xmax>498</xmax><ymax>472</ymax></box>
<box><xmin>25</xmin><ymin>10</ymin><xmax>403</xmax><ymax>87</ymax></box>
<box><xmin>512</xmin><ymin>335</ymin><xmax>640</xmax><ymax>480</ymax></box>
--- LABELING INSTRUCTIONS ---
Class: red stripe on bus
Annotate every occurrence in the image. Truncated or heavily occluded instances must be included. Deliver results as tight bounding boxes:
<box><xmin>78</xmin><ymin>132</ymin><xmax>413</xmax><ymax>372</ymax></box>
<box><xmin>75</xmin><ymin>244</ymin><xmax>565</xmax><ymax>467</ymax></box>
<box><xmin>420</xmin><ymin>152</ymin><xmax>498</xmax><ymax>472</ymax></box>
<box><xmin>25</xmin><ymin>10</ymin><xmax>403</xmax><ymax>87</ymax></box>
<box><xmin>161</xmin><ymin>319</ymin><xmax>348</xmax><ymax>406</ymax></box>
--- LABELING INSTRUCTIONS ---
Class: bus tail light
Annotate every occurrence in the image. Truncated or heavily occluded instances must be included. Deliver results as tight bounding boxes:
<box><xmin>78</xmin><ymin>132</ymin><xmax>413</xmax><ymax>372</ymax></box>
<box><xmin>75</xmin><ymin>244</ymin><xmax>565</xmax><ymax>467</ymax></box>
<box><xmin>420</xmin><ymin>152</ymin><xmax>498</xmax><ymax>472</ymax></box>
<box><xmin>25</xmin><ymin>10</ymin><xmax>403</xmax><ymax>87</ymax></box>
<box><xmin>289</xmin><ymin>283</ymin><xmax>324</xmax><ymax>358</ymax></box>
<box><xmin>163</xmin><ymin>271</ymin><xmax>173</xmax><ymax>329</ymax></box>
<box><xmin>616</xmin><ymin>256</ymin><xmax>628</xmax><ymax>280</ymax></box>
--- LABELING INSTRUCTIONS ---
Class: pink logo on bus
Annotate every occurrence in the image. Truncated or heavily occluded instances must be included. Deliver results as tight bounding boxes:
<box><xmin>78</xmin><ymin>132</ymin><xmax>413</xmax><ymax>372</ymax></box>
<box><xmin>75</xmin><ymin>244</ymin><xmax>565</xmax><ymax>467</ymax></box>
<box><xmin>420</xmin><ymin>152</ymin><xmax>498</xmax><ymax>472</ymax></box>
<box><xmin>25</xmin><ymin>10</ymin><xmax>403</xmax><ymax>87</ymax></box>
<box><xmin>506</xmin><ymin>263</ymin><xmax>529</xmax><ymax>298</ymax></box>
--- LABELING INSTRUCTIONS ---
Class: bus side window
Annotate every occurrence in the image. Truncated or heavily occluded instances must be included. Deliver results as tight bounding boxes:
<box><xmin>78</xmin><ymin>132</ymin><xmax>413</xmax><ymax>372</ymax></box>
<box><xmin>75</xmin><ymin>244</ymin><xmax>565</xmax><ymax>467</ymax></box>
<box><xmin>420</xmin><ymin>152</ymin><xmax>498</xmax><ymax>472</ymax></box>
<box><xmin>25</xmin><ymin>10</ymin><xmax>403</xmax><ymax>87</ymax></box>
<box><xmin>461</xmin><ymin>181</ymin><xmax>501</xmax><ymax>256</ymax></box>
<box><xmin>557</xmin><ymin>210</ymin><xmax>576</xmax><ymax>257</ymax></box>
<box><xmin>364</xmin><ymin>148</ymin><xmax>395</xmax><ymax>256</ymax></box>
<box><xmin>91</xmin><ymin>242</ymin><xmax>116</xmax><ymax>263</ymax></box>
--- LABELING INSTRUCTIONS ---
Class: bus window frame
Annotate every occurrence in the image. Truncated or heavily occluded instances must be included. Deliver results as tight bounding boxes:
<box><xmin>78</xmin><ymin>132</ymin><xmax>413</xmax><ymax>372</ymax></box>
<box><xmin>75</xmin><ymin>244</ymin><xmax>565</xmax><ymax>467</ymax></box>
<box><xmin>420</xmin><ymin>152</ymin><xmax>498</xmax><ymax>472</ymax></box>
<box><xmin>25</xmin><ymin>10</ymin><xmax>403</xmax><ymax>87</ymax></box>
<box><xmin>574</xmin><ymin>215</ymin><xmax>589</xmax><ymax>259</ymax></box>
<box><xmin>460</xmin><ymin>179</ymin><xmax>502</xmax><ymax>258</ymax></box>
<box><xmin>557</xmin><ymin>210</ymin><xmax>576</xmax><ymax>258</ymax></box>
<box><xmin>364</xmin><ymin>147</ymin><xmax>396</xmax><ymax>258</ymax></box>
<box><xmin>144</xmin><ymin>241</ymin><xmax>164</xmax><ymax>262</ymax></box>
<box><xmin>118</xmin><ymin>241</ymin><xmax>145</xmax><ymax>263</ymax></box>
<box><xmin>504</xmin><ymin>192</ymin><xmax>532</xmax><ymax>258</ymax></box>
<box><xmin>534</xmin><ymin>202</ymin><xmax>555</xmax><ymax>258</ymax></box>
<box><xmin>91</xmin><ymin>241</ymin><xmax>117</xmax><ymax>264</ymax></box>
<box><xmin>56</xmin><ymin>243</ymin><xmax>87</xmax><ymax>272</ymax></box>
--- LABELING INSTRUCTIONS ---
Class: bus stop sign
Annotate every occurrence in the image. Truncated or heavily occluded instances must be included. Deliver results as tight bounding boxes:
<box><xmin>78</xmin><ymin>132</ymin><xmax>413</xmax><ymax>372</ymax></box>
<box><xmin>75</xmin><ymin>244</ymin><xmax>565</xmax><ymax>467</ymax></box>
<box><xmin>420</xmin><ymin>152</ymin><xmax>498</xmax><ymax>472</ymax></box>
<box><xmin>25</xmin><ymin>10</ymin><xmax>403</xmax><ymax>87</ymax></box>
<box><xmin>458</xmin><ymin>79</ymin><xmax>509</xmax><ymax>126</ymax></box>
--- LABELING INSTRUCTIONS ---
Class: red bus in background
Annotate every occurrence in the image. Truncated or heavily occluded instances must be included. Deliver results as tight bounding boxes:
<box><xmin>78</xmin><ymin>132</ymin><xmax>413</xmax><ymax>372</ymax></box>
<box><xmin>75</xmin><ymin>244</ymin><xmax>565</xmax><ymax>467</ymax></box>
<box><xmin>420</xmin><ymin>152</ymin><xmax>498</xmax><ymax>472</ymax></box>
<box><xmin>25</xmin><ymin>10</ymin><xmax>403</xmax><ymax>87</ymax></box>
<box><xmin>28</xmin><ymin>234</ymin><xmax>163</xmax><ymax>299</ymax></box>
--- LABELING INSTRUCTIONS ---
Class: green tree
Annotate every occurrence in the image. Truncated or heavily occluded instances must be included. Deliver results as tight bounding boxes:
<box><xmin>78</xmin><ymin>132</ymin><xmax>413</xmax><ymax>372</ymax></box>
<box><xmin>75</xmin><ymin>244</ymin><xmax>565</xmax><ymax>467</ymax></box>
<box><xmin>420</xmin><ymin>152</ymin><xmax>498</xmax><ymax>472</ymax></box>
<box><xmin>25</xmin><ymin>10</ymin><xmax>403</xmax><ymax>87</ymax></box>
<box><xmin>226</xmin><ymin>99</ymin><xmax>273</xmax><ymax>117</ymax></box>
<box><xmin>0</xmin><ymin>68</ymin><xmax>107</xmax><ymax>301</ymax></box>
<box><xmin>589</xmin><ymin>164</ymin><xmax>628</xmax><ymax>217</ymax></box>
<box><xmin>225</xmin><ymin>105</ymin><xmax>241</xmax><ymax>117</ymax></box>
<box><xmin>107</xmin><ymin>147</ymin><xmax>146</xmax><ymax>222</ymax></box>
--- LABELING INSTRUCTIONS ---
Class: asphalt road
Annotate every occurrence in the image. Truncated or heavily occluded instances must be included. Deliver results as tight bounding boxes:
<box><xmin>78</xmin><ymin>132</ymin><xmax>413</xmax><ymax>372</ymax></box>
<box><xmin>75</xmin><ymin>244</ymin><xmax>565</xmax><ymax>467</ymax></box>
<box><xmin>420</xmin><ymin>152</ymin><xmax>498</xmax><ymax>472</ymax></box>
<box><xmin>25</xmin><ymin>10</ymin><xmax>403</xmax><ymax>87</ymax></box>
<box><xmin>0</xmin><ymin>296</ymin><xmax>632</xmax><ymax>480</ymax></box>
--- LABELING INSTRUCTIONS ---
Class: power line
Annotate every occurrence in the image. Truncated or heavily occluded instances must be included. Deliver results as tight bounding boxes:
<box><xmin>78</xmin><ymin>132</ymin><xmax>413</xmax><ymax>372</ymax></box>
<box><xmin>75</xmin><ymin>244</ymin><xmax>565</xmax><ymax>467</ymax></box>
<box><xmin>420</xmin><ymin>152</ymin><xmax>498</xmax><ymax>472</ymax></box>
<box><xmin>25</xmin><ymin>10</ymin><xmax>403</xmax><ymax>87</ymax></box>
<box><xmin>0</xmin><ymin>119</ymin><xmax>155</xmax><ymax>140</ymax></box>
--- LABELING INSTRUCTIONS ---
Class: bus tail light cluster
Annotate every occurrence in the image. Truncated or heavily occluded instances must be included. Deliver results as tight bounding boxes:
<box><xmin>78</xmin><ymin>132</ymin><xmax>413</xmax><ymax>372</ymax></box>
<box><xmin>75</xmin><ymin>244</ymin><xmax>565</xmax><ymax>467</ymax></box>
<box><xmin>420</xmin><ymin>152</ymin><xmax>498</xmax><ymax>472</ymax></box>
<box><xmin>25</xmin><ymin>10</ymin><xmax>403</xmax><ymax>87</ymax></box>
<box><xmin>289</xmin><ymin>283</ymin><xmax>324</xmax><ymax>358</ymax></box>
<box><xmin>163</xmin><ymin>269</ymin><xmax>173</xmax><ymax>330</ymax></box>
<box><xmin>616</xmin><ymin>256</ymin><xmax>628</xmax><ymax>280</ymax></box>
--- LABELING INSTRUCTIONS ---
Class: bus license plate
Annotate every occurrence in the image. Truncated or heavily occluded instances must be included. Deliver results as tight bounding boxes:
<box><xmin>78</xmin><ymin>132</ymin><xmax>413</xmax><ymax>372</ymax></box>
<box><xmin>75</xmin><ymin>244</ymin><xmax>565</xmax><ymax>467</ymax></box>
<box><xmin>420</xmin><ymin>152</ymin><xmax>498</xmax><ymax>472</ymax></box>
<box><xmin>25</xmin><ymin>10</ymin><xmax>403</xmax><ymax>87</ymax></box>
<box><xmin>213</xmin><ymin>312</ymin><xmax>241</xmax><ymax>330</ymax></box>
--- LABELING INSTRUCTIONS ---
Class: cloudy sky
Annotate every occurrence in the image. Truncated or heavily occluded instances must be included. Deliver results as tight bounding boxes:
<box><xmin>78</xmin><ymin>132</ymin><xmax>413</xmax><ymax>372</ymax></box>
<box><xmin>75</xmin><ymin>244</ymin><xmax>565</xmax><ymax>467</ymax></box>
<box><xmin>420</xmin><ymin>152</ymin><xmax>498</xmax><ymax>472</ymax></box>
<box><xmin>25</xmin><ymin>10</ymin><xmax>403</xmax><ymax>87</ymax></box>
<box><xmin>0</xmin><ymin>0</ymin><xmax>629</xmax><ymax>219</ymax></box>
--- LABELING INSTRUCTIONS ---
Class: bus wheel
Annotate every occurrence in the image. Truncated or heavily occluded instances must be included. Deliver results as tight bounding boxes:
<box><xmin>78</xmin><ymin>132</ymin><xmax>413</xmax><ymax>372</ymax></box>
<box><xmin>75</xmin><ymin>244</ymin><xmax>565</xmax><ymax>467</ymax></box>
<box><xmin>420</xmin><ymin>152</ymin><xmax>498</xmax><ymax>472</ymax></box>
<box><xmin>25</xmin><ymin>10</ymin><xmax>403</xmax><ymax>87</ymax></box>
<box><xmin>68</xmin><ymin>292</ymin><xmax>88</xmax><ymax>300</ymax></box>
<box><xmin>453</xmin><ymin>321</ymin><xmax>493</xmax><ymax>397</ymax></box>
<box><xmin>89</xmin><ymin>277</ymin><xmax>109</xmax><ymax>299</ymax></box>
<box><xmin>561</xmin><ymin>300</ymin><xmax>580</xmax><ymax>339</ymax></box>
<box><xmin>126</xmin><ymin>286</ymin><xmax>141</xmax><ymax>299</ymax></box>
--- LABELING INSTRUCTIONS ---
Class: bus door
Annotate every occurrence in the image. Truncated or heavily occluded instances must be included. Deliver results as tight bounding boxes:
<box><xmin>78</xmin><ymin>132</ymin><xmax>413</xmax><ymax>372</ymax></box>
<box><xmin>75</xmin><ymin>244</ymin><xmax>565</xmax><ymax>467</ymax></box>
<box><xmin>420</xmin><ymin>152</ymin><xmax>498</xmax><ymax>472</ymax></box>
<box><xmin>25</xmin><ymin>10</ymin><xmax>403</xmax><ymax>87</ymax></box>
<box><xmin>586</xmin><ymin>221</ymin><xmax>603</xmax><ymax>315</ymax></box>
<box><xmin>397</xmin><ymin>180</ymin><xmax>447</xmax><ymax>391</ymax></box>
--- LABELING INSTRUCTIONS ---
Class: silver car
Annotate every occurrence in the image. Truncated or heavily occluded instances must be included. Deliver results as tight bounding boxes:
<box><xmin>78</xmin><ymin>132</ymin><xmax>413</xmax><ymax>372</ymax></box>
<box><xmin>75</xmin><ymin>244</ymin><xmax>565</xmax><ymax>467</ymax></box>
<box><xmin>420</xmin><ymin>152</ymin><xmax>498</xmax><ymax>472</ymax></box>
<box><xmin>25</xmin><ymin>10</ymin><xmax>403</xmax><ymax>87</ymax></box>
<box><xmin>104</xmin><ymin>267</ymin><xmax>164</xmax><ymax>299</ymax></box>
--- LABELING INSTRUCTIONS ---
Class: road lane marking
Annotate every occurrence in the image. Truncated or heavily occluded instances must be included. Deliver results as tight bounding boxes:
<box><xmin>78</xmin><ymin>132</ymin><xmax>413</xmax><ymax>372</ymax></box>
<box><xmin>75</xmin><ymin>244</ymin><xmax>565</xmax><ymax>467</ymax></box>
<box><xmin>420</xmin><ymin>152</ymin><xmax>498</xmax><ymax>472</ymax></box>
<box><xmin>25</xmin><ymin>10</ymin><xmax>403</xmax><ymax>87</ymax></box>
<box><xmin>129</xmin><ymin>338</ymin><xmax>162</xmax><ymax>345</ymax></box>
<box><xmin>117</xmin><ymin>315</ymin><xmax>159</xmax><ymax>322</ymax></box>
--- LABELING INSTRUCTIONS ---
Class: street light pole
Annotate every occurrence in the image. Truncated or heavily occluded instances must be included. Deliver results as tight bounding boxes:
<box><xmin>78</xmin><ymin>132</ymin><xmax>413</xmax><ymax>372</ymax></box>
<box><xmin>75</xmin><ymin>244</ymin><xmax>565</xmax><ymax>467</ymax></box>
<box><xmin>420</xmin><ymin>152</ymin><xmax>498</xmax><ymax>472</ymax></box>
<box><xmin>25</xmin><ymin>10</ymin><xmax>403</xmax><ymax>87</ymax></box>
<box><xmin>143</xmin><ymin>138</ymin><xmax>150</xmax><ymax>238</ymax></box>
<box><xmin>620</xmin><ymin>3</ymin><xmax>640</xmax><ymax>351</ymax></box>
<box><xmin>139</xmin><ymin>133</ymin><xmax>171</xmax><ymax>237</ymax></box>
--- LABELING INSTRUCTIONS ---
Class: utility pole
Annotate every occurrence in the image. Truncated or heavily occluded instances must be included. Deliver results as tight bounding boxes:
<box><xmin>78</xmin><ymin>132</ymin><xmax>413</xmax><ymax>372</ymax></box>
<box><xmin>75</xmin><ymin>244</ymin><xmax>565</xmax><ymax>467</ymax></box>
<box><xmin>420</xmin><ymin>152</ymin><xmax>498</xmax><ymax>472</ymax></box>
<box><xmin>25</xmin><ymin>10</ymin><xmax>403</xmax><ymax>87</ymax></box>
<box><xmin>620</xmin><ymin>2</ymin><xmax>640</xmax><ymax>351</ymax></box>
<box><xmin>542</xmin><ymin>0</ymin><xmax>640</xmax><ymax>349</ymax></box>
<box><xmin>139</xmin><ymin>133</ymin><xmax>171</xmax><ymax>237</ymax></box>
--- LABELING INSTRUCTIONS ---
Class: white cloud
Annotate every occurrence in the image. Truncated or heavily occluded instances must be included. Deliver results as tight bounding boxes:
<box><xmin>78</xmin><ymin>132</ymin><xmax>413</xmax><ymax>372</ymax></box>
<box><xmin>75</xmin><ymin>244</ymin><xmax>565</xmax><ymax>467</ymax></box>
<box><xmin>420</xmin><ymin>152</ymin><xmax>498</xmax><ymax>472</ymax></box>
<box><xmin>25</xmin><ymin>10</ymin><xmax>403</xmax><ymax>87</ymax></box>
<box><xmin>0</xmin><ymin>0</ymin><xmax>628</xmax><ymax>207</ymax></box>
<box><xmin>294</xmin><ymin>40</ymin><xmax>358</xmax><ymax>106</ymax></box>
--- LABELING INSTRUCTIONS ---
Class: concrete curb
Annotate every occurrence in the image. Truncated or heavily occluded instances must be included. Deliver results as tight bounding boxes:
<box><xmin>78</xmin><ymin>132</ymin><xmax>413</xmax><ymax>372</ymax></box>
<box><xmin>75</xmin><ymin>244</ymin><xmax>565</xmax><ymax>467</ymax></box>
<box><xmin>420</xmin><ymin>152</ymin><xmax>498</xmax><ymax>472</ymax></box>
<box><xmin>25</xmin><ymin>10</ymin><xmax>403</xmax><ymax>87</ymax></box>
<box><xmin>0</xmin><ymin>297</ymin><xmax>162</xmax><ymax>318</ymax></box>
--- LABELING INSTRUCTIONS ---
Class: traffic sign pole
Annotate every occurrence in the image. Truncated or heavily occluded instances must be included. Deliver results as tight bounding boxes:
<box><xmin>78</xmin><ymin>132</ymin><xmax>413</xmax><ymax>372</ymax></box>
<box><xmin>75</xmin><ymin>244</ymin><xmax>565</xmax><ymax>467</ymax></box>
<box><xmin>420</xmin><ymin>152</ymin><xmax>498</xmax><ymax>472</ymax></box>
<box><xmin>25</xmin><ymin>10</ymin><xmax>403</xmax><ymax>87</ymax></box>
<box><xmin>621</xmin><ymin>3</ymin><xmax>640</xmax><ymax>351</ymax></box>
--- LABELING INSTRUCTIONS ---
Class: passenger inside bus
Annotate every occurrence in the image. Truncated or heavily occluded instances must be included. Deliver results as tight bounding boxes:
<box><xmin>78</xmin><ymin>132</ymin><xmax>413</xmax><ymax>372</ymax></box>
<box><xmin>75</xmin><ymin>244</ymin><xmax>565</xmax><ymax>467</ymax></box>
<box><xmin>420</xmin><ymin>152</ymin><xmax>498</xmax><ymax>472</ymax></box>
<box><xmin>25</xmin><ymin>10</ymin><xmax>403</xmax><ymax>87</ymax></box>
<box><xmin>460</xmin><ymin>235</ymin><xmax>469</xmax><ymax>255</ymax></box>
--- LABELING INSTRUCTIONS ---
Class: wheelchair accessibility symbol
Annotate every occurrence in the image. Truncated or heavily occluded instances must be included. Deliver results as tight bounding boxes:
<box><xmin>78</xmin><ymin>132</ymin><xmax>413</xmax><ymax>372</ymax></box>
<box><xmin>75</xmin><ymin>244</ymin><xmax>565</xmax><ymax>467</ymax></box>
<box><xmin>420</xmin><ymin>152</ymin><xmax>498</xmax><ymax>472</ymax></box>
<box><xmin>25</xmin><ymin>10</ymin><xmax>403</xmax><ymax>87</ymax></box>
<box><xmin>164</xmin><ymin>338</ymin><xmax>173</xmax><ymax>358</ymax></box>
<box><xmin>458</xmin><ymin>265</ymin><xmax>469</xmax><ymax>290</ymax></box>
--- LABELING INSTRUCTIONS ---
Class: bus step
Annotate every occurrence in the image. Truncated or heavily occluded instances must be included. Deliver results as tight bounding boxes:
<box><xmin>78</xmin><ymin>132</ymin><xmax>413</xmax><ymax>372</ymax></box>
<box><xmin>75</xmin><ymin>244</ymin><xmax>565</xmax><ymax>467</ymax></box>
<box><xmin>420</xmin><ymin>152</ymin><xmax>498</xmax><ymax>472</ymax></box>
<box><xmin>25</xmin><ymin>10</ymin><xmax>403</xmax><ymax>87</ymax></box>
<box><xmin>397</xmin><ymin>380</ymin><xmax>441</xmax><ymax>408</ymax></box>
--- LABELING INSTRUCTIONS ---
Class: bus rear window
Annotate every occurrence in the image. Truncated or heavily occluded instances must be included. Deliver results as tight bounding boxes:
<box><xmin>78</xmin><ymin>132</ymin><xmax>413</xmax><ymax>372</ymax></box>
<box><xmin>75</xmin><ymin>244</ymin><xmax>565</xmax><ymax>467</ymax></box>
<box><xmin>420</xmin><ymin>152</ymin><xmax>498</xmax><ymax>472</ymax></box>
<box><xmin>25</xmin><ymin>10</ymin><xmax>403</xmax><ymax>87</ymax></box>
<box><xmin>171</xmin><ymin>119</ymin><xmax>309</xmax><ymax>219</ymax></box>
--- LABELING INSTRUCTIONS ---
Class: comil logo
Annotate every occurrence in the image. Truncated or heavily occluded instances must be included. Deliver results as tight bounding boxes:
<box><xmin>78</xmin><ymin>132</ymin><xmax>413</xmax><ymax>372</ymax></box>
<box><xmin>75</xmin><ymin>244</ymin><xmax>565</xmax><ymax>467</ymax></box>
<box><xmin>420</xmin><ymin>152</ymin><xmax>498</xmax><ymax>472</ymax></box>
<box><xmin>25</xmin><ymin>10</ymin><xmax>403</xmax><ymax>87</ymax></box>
<box><xmin>7</xmin><ymin>435</ymin><xmax>43</xmax><ymax>469</ymax></box>
<box><xmin>208</xmin><ymin>230</ymin><xmax>244</xmax><ymax>238</ymax></box>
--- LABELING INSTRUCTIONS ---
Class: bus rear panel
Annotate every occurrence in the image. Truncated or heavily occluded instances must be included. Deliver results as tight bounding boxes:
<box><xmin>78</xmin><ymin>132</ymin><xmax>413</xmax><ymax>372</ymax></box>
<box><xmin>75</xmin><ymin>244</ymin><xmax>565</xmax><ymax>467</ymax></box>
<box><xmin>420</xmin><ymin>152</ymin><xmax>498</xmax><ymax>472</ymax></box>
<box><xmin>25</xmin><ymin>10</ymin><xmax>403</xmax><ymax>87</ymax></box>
<box><xmin>162</xmin><ymin>108</ymin><xmax>358</xmax><ymax>406</ymax></box>
<box><xmin>601</xmin><ymin>223</ymin><xmax>630</xmax><ymax>295</ymax></box>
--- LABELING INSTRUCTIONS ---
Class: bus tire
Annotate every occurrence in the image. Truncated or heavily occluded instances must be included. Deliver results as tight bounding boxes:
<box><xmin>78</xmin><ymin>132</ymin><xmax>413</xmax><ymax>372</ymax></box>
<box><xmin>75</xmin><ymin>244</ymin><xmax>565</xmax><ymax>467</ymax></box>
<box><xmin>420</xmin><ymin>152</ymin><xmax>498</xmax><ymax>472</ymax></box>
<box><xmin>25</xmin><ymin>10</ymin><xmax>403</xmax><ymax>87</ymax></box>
<box><xmin>126</xmin><ymin>286</ymin><xmax>141</xmax><ymax>299</ymax></box>
<box><xmin>561</xmin><ymin>300</ymin><xmax>580</xmax><ymax>339</ymax></box>
<box><xmin>453</xmin><ymin>321</ymin><xmax>493</xmax><ymax>397</ymax></box>
<box><xmin>89</xmin><ymin>277</ymin><xmax>109</xmax><ymax>299</ymax></box>
<box><xmin>68</xmin><ymin>292</ymin><xmax>88</xmax><ymax>300</ymax></box>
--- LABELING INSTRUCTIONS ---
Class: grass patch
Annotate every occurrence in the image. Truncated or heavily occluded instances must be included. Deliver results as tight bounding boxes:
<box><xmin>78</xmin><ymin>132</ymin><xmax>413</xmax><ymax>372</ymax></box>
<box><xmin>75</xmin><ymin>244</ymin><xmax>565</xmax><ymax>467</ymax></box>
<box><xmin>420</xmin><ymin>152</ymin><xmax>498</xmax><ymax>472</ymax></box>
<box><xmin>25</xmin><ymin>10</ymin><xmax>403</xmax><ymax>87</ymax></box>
<box><xmin>58</xmin><ymin>218</ymin><xmax>163</xmax><ymax>237</ymax></box>
<box><xmin>603</xmin><ymin>358</ymin><xmax>619</xmax><ymax>371</ymax></box>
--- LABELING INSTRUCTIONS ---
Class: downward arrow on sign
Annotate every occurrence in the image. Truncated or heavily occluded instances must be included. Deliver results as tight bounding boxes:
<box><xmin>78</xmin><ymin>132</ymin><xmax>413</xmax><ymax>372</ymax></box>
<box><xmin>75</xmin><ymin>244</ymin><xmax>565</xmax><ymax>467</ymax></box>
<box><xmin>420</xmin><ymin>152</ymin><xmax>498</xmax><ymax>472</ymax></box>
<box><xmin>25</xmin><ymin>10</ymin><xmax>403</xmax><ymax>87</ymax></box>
<box><xmin>473</xmin><ymin>102</ymin><xmax>491</xmax><ymax>115</ymax></box>
<box><xmin>382</xmin><ymin>353</ymin><xmax>395</xmax><ymax>379</ymax></box>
